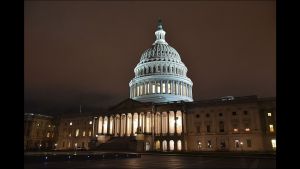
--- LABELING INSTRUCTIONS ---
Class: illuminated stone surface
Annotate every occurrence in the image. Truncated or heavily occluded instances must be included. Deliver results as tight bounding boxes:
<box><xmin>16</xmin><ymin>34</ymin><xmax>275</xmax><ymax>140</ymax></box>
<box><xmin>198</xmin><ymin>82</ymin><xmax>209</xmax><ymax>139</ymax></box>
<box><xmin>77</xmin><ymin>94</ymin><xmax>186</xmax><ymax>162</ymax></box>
<box><xmin>129</xmin><ymin>20</ymin><xmax>193</xmax><ymax>103</ymax></box>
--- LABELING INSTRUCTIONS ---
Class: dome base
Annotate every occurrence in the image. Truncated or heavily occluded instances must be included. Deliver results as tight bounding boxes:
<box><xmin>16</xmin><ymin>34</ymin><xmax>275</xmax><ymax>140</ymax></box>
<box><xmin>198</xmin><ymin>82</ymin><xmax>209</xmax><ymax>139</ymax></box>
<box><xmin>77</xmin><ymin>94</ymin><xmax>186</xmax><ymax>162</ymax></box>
<box><xmin>132</xmin><ymin>94</ymin><xmax>193</xmax><ymax>103</ymax></box>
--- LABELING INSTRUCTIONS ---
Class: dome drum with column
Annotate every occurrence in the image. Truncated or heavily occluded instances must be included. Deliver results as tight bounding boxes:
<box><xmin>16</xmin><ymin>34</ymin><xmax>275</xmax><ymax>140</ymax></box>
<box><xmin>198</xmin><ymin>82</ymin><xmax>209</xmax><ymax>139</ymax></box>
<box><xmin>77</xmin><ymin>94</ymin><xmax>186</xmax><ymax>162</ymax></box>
<box><xmin>129</xmin><ymin>20</ymin><xmax>193</xmax><ymax>103</ymax></box>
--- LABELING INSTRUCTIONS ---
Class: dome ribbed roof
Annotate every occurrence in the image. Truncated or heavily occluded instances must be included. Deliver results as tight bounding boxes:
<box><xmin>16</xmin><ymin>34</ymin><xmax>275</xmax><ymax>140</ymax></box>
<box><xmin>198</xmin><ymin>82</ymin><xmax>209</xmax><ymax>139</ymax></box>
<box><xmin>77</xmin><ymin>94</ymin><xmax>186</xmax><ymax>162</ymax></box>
<box><xmin>139</xmin><ymin>44</ymin><xmax>181</xmax><ymax>64</ymax></box>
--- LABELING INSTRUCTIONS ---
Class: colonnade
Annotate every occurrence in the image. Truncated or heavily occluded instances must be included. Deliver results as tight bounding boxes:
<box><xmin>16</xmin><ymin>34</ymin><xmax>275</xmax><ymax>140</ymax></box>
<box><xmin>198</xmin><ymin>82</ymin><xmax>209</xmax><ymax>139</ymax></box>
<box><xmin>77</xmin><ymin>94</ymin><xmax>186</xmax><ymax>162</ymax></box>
<box><xmin>97</xmin><ymin>110</ymin><xmax>184</xmax><ymax>137</ymax></box>
<box><xmin>130</xmin><ymin>81</ymin><xmax>192</xmax><ymax>98</ymax></box>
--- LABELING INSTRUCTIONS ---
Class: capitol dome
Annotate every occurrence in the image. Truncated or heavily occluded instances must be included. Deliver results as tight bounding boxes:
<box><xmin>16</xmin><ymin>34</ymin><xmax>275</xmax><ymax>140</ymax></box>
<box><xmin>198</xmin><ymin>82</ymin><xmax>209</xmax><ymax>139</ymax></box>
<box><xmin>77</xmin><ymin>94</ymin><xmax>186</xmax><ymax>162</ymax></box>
<box><xmin>129</xmin><ymin>20</ymin><xmax>193</xmax><ymax>103</ymax></box>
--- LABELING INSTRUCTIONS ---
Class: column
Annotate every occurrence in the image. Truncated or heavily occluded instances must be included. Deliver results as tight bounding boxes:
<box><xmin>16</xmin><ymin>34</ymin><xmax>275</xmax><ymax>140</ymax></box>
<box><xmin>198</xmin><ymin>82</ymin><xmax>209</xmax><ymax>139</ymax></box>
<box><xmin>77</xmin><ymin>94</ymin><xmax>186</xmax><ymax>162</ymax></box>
<box><xmin>154</xmin><ymin>113</ymin><xmax>157</xmax><ymax>135</ymax></box>
<box><xmin>119</xmin><ymin>114</ymin><xmax>122</xmax><ymax>137</ymax></box>
<box><xmin>172</xmin><ymin>81</ymin><xmax>175</xmax><ymax>94</ymax></box>
<box><xmin>131</xmin><ymin>113</ymin><xmax>134</xmax><ymax>136</ymax></box>
<box><xmin>175</xmin><ymin>110</ymin><xmax>177</xmax><ymax>135</ymax></box>
<box><xmin>102</xmin><ymin>117</ymin><xmax>104</xmax><ymax>134</ymax></box>
<box><xmin>144</xmin><ymin>113</ymin><xmax>147</xmax><ymax>133</ymax></box>
<box><xmin>107</xmin><ymin>116</ymin><xmax>110</xmax><ymax>135</ymax></box>
<box><xmin>182</xmin><ymin>112</ymin><xmax>184</xmax><ymax>134</ymax></box>
<box><xmin>165</xmin><ymin>81</ymin><xmax>168</xmax><ymax>94</ymax></box>
<box><xmin>176</xmin><ymin>82</ymin><xmax>178</xmax><ymax>95</ymax></box>
<box><xmin>167</xmin><ymin>112</ymin><xmax>170</xmax><ymax>135</ymax></box>
<box><xmin>138</xmin><ymin>113</ymin><xmax>140</xmax><ymax>131</ymax></box>
<box><xmin>125</xmin><ymin>114</ymin><xmax>128</xmax><ymax>136</ymax></box>
<box><xmin>167</xmin><ymin>140</ymin><xmax>170</xmax><ymax>151</ymax></box>
<box><xmin>160</xmin><ymin>113</ymin><xmax>162</xmax><ymax>135</ymax></box>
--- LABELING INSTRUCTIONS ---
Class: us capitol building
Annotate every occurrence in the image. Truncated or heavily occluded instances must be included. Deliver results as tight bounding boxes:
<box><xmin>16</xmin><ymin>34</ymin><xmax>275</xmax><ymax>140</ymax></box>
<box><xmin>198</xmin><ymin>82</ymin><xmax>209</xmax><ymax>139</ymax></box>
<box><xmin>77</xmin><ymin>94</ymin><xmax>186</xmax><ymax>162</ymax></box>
<box><xmin>24</xmin><ymin>21</ymin><xmax>276</xmax><ymax>152</ymax></box>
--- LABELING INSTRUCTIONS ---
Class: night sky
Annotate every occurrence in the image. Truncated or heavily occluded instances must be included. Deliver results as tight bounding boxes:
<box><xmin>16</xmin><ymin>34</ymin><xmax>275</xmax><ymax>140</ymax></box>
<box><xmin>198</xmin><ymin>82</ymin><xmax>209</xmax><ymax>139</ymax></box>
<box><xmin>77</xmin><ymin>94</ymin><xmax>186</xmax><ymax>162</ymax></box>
<box><xmin>24</xmin><ymin>1</ymin><xmax>276</xmax><ymax>115</ymax></box>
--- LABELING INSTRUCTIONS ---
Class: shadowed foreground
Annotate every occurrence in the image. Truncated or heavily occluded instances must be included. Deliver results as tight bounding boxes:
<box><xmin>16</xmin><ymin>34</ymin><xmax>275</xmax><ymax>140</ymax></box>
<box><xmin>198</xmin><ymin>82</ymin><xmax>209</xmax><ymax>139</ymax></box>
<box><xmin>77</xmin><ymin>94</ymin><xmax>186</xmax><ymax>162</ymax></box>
<box><xmin>24</xmin><ymin>154</ymin><xmax>275</xmax><ymax>169</ymax></box>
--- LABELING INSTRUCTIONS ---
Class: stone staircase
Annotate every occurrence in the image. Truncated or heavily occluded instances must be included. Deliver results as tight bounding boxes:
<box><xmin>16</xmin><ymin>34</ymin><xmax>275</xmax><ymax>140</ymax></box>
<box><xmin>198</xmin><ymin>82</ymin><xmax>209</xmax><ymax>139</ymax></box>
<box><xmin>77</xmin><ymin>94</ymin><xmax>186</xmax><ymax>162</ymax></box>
<box><xmin>97</xmin><ymin>136</ymin><xmax>139</xmax><ymax>151</ymax></box>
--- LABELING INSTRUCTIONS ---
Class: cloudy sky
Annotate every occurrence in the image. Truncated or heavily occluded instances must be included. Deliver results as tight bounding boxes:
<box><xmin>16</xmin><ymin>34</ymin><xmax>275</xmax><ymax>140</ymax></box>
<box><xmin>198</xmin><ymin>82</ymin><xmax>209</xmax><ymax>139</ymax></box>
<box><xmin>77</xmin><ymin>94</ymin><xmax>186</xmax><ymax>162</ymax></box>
<box><xmin>25</xmin><ymin>1</ymin><xmax>276</xmax><ymax>115</ymax></box>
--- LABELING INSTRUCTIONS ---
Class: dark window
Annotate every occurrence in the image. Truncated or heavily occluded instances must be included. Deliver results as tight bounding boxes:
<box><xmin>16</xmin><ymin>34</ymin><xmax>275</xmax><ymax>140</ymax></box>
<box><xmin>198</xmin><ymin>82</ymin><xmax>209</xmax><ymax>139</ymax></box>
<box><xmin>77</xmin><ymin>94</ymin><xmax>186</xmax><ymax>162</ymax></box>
<box><xmin>206</xmin><ymin>113</ymin><xmax>210</xmax><ymax>118</ymax></box>
<box><xmin>220</xmin><ymin>141</ymin><xmax>226</xmax><ymax>149</ymax></box>
<box><xmin>219</xmin><ymin>113</ymin><xmax>223</xmax><ymax>116</ymax></box>
<box><xmin>196</xmin><ymin>126</ymin><xmax>200</xmax><ymax>133</ymax></box>
<box><xmin>196</xmin><ymin>114</ymin><xmax>200</xmax><ymax>118</ymax></box>
<box><xmin>232</xmin><ymin>112</ymin><xmax>237</xmax><ymax>116</ymax></box>
<box><xmin>219</xmin><ymin>121</ymin><xmax>224</xmax><ymax>132</ymax></box>
<box><xmin>63</xmin><ymin>142</ymin><xmax>65</xmax><ymax>147</ymax></box>
<box><xmin>244</xmin><ymin>111</ymin><xmax>248</xmax><ymax>115</ymax></box>
<box><xmin>247</xmin><ymin>139</ymin><xmax>251</xmax><ymax>147</ymax></box>
<box><xmin>206</xmin><ymin>125</ymin><xmax>211</xmax><ymax>132</ymax></box>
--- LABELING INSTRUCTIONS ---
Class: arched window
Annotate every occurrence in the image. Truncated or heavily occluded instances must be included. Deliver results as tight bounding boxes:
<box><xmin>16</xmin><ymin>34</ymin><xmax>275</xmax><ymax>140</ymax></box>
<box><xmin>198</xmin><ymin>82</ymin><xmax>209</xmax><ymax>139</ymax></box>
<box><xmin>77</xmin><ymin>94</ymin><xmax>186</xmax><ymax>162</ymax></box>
<box><xmin>153</xmin><ymin>66</ymin><xmax>156</xmax><ymax>73</ymax></box>
<box><xmin>149</xmin><ymin>66</ymin><xmax>152</xmax><ymax>73</ymax></box>
<box><xmin>163</xmin><ymin>66</ymin><xmax>166</xmax><ymax>73</ymax></box>
<box><xmin>162</xmin><ymin>140</ymin><xmax>167</xmax><ymax>151</ymax></box>
<box><xmin>177</xmin><ymin>140</ymin><xmax>182</xmax><ymax>151</ymax></box>
<box><xmin>75</xmin><ymin>129</ymin><xmax>79</xmax><ymax>137</ymax></box>
<box><xmin>145</xmin><ymin>142</ymin><xmax>150</xmax><ymax>151</ymax></box>
<box><xmin>171</xmin><ymin>67</ymin><xmax>174</xmax><ymax>73</ymax></box>
<box><xmin>155</xmin><ymin>140</ymin><xmax>160</xmax><ymax>150</ymax></box>
<box><xmin>158</xmin><ymin>65</ymin><xmax>161</xmax><ymax>72</ymax></box>
<box><xmin>167</xmin><ymin>66</ymin><xmax>170</xmax><ymax>73</ymax></box>
<box><xmin>170</xmin><ymin>140</ymin><xmax>174</xmax><ymax>151</ymax></box>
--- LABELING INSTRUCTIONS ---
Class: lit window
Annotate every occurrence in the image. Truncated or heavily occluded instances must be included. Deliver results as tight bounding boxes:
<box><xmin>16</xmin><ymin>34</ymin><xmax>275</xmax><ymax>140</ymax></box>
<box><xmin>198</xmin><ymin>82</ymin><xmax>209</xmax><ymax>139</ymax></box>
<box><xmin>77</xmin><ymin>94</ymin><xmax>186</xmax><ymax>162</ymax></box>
<box><xmin>207</xmin><ymin>140</ymin><xmax>212</xmax><ymax>148</ymax></box>
<box><xmin>197</xmin><ymin>141</ymin><xmax>202</xmax><ymax>149</ymax></box>
<box><xmin>235</xmin><ymin>140</ymin><xmax>240</xmax><ymax>148</ymax></box>
<box><xmin>70</xmin><ymin>122</ymin><xmax>72</xmax><ymax>126</ymax></box>
<box><xmin>83</xmin><ymin>131</ymin><xmax>86</xmax><ymax>137</ymax></box>
<box><xmin>152</xmin><ymin>84</ymin><xmax>155</xmax><ymax>93</ymax></box>
<box><xmin>268</xmin><ymin>113</ymin><xmax>272</xmax><ymax>117</ymax></box>
<box><xmin>269</xmin><ymin>124</ymin><xmax>274</xmax><ymax>132</ymax></box>
<box><xmin>89</xmin><ymin>121</ymin><xmax>92</xmax><ymax>125</ymax></box>
<box><xmin>69</xmin><ymin>133</ymin><xmax>71</xmax><ymax>137</ymax></box>
<box><xmin>271</xmin><ymin>139</ymin><xmax>276</xmax><ymax>149</ymax></box>
<box><xmin>46</xmin><ymin>132</ymin><xmax>50</xmax><ymax>138</ymax></box>
<box><xmin>76</xmin><ymin>129</ymin><xmax>79</xmax><ymax>137</ymax></box>
<box><xmin>247</xmin><ymin>139</ymin><xmax>251</xmax><ymax>147</ymax></box>
<box><xmin>74</xmin><ymin>143</ymin><xmax>77</xmax><ymax>148</ymax></box>
<box><xmin>37</xmin><ymin>123</ymin><xmax>40</xmax><ymax>127</ymax></box>
<box><xmin>48</xmin><ymin>125</ymin><xmax>51</xmax><ymax>127</ymax></box>
<box><xmin>162</xmin><ymin>83</ymin><xmax>166</xmax><ymax>93</ymax></box>
<box><xmin>89</xmin><ymin>131</ymin><xmax>92</xmax><ymax>136</ymax></box>
<box><xmin>245</xmin><ymin>128</ymin><xmax>250</xmax><ymax>132</ymax></box>
<box><xmin>234</xmin><ymin>128</ymin><xmax>238</xmax><ymax>132</ymax></box>
<box><xmin>157</xmin><ymin>83</ymin><xmax>161</xmax><ymax>94</ymax></box>
<box><xmin>167</xmin><ymin>82</ymin><xmax>171</xmax><ymax>94</ymax></box>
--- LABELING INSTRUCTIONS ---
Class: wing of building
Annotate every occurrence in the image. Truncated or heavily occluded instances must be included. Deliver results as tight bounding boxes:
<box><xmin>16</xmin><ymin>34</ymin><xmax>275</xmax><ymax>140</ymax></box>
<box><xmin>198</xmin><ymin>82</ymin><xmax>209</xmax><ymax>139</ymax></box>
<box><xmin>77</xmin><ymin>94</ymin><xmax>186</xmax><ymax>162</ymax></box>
<box><xmin>24</xmin><ymin>20</ymin><xmax>276</xmax><ymax>153</ymax></box>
